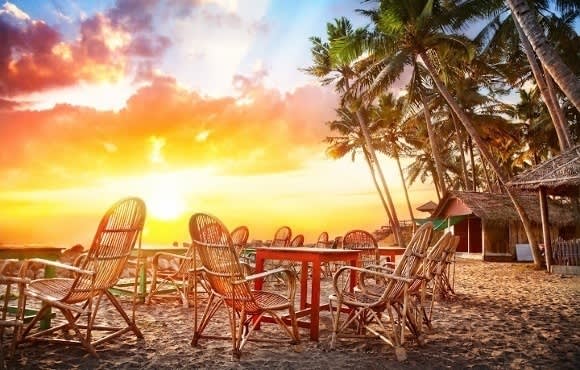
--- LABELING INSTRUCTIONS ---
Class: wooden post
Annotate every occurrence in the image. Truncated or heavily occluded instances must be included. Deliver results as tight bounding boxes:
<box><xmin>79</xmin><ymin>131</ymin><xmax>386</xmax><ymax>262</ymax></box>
<box><xmin>539</xmin><ymin>187</ymin><xmax>552</xmax><ymax>271</ymax></box>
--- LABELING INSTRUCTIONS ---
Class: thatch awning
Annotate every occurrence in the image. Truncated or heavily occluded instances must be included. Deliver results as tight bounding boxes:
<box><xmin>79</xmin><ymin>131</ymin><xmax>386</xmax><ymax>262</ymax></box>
<box><xmin>431</xmin><ymin>191</ymin><xmax>574</xmax><ymax>227</ymax></box>
<box><xmin>416</xmin><ymin>201</ymin><xmax>438</xmax><ymax>213</ymax></box>
<box><xmin>507</xmin><ymin>145</ymin><xmax>580</xmax><ymax>195</ymax></box>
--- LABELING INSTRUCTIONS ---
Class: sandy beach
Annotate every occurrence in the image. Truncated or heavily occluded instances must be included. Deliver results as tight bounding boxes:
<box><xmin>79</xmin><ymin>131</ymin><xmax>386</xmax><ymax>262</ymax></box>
<box><xmin>7</xmin><ymin>258</ymin><xmax>580</xmax><ymax>370</ymax></box>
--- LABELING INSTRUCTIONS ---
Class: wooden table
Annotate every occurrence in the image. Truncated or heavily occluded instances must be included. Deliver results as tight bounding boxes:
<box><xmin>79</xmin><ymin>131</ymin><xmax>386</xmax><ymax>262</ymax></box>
<box><xmin>377</xmin><ymin>246</ymin><xmax>406</xmax><ymax>262</ymax></box>
<box><xmin>254</xmin><ymin>247</ymin><xmax>360</xmax><ymax>341</ymax></box>
<box><xmin>0</xmin><ymin>244</ymin><xmax>66</xmax><ymax>328</ymax></box>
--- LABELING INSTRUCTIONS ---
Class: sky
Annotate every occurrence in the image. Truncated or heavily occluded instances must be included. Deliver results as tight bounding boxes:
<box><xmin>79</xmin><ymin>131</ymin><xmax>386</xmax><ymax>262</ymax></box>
<box><xmin>0</xmin><ymin>0</ymin><xmax>436</xmax><ymax>248</ymax></box>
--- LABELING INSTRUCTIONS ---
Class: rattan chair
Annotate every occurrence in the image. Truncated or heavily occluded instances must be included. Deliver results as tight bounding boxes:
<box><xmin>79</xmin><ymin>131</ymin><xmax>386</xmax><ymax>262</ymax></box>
<box><xmin>189</xmin><ymin>213</ymin><xmax>299</xmax><ymax>359</ymax></box>
<box><xmin>271</xmin><ymin>226</ymin><xmax>292</xmax><ymax>247</ymax></box>
<box><xmin>231</xmin><ymin>226</ymin><xmax>250</xmax><ymax>255</ymax></box>
<box><xmin>0</xmin><ymin>261</ymin><xmax>27</xmax><ymax>361</ymax></box>
<box><xmin>329</xmin><ymin>222</ymin><xmax>433</xmax><ymax>361</ymax></box>
<box><xmin>147</xmin><ymin>242</ymin><xmax>208</xmax><ymax>308</ymax></box>
<box><xmin>314</xmin><ymin>232</ymin><xmax>332</xmax><ymax>277</ymax></box>
<box><xmin>17</xmin><ymin>197</ymin><xmax>146</xmax><ymax>357</ymax></box>
<box><xmin>342</xmin><ymin>230</ymin><xmax>379</xmax><ymax>268</ymax></box>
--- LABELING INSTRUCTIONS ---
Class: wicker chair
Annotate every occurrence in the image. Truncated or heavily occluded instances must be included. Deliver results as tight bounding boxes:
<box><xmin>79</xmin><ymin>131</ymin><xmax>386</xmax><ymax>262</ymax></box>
<box><xmin>312</xmin><ymin>232</ymin><xmax>331</xmax><ymax>278</ymax></box>
<box><xmin>189</xmin><ymin>213</ymin><xmax>300</xmax><ymax>359</ymax></box>
<box><xmin>231</xmin><ymin>226</ymin><xmax>250</xmax><ymax>255</ymax></box>
<box><xmin>416</xmin><ymin>234</ymin><xmax>460</xmax><ymax>330</ymax></box>
<box><xmin>147</xmin><ymin>242</ymin><xmax>208</xmax><ymax>308</ymax></box>
<box><xmin>433</xmin><ymin>235</ymin><xmax>460</xmax><ymax>299</ymax></box>
<box><xmin>342</xmin><ymin>230</ymin><xmax>379</xmax><ymax>268</ymax></box>
<box><xmin>329</xmin><ymin>222</ymin><xmax>433</xmax><ymax>361</ymax></box>
<box><xmin>0</xmin><ymin>261</ymin><xmax>27</xmax><ymax>361</ymax></box>
<box><xmin>271</xmin><ymin>226</ymin><xmax>292</xmax><ymax>247</ymax></box>
<box><xmin>17</xmin><ymin>197</ymin><xmax>146</xmax><ymax>357</ymax></box>
<box><xmin>231</xmin><ymin>225</ymin><xmax>251</xmax><ymax>274</ymax></box>
<box><xmin>315</xmin><ymin>232</ymin><xmax>330</xmax><ymax>248</ymax></box>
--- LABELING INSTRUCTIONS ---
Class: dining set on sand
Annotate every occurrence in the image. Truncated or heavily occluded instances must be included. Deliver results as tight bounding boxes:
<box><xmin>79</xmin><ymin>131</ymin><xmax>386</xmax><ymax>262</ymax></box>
<box><xmin>0</xmin><ymin>196</ymin><xmax>460</xmax><ymax>364</ymax></box>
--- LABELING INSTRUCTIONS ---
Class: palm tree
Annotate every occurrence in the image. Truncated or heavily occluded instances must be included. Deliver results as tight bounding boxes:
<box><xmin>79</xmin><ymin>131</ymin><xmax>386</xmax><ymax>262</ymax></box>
<box><xmin>325</xmin><ymin>107</ymin><xmax>395</xmax><ymax>228</ymax></box>
<box><xmin>304</xmin><ymin>17</ymin><xmax>404</xmax><ymax>245</ymax></box>
<box><xmin>506</xmin><ymin>0</ymin><xmax>580</xmax><ymax>110</ymax></box>
<box><xmin>371</xmin><ymin>93</ymin><xmax>416</xmax><ymax>222</ymax></box>
<box><xmin>475</xmin><ymin>0</ymin><xmax>576</xmax><ymax>150</ymax></box>
<box><xmin>349</xmin><ymin>0</ymin><xmax>544</xmax><ymax>267</ymax></box>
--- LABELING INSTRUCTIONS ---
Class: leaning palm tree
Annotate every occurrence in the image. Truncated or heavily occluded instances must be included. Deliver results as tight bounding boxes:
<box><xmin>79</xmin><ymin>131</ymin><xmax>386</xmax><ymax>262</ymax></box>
<box><xmin>347</xmin><ymin>0</ymin><xmax>543</xmax><ymax>267</ymax></box>
<box><xmin>474</xmin><ymin>0</ymin><xmax>576</xmax><ymax>149</ymax></box>
<box><xmin>303</xmin><ymin>17</ymin><xmax>404</xmax><ymax>245</ymax></box>
<box><xmin>325</xmin><ymin>107</ymin><xmax>395</xmax><ymax>228</ymax></box>
<box><xmin>505</xmin><ymin>0</ymin><xmax>580</xmax><ymax>110</ymax></box>
<box><xmin>370</xmin><ymin>93</ymin><xmax>416</xmax><ymax>222</ymax></box>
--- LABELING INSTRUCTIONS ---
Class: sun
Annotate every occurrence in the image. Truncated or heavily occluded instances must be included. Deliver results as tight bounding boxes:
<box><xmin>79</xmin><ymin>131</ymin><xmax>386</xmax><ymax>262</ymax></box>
<box><xmin>146</xmin><ymin>191</ymin><xmax>186</xmax><ymax>221</ymax></box>
<box><xmin>140</xmin><ymin>174</ymin><xmax>187</xmax><ymax>221</ymax></box>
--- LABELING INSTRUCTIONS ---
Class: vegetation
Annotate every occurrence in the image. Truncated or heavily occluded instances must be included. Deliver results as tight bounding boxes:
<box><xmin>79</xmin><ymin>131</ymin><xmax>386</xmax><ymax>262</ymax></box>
<box><xmin>304</xmin><ymin>0</ymin><xmax>579</xmax><ymax>268</ymax></box>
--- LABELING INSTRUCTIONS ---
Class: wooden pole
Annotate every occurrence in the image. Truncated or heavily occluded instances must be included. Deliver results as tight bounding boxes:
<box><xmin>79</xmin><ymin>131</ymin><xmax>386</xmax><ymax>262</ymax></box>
<box><xmin>539</xmin><ymin>187</ymin><xmax>552</xmax><ymax>271</ymax></box>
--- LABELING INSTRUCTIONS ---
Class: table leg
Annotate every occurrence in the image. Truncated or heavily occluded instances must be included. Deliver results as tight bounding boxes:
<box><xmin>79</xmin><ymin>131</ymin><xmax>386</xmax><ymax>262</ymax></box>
<box><xmin>310</xmin><ymin>261</ymin><xmax>321</xmax><ymax>341</ymax></box>
<box><xmin>299</xmin><ymin>261</ymin><xmax>308</xmax><ymax>310</ymax></box>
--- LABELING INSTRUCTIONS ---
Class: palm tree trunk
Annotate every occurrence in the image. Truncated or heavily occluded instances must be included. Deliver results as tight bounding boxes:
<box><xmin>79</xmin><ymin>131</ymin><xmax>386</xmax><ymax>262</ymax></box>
<box><xmin>506</xmin><ymin>0</ymin><xmax>580</xmax><ymax>110</ymax></box>
<box><xmin>355</xmin><ymin>107</ymin><xmax>404</xmax><ymax>246</ymax></box>
<box><xmin>513</xmin><ymin>17</ymin><xmax>573</xmax><ymax>150</ymax></box>
<box><xmin>480</xmin><ymin>157</ymin><xmax>494</xmax><ymax>193</ymax></box>
<box><xmin>543</xmin><ymin>65</ymin><xmax>573</xmax><ymax>149</ymax></box>
<box><xmin>420</xmin><ymin>93</ymin><xmax>447</xmax><ymax>197</ymax></box>
<box><xmin>451</xmin><ymin>112</ymin><xmax>469</xmax><ymax>190</ymax></box>
<box><xmin>421</xmin><ymin>51</ymin><xmax>543</xmax><ymax>268</ymax></box>
<box><xmin>394</xmin><ymin>151</ymin><xmax>415</xmax><ymax>223</ymax></box>
<box><xmin>363</xmin><ymin>150</ymin><xmax>395</xmax><ymax>232</ymax></box>
<box><xmin>468</xmin><ymin>137</ymin><xmax>477</xmax><ymax>191</ymax></box>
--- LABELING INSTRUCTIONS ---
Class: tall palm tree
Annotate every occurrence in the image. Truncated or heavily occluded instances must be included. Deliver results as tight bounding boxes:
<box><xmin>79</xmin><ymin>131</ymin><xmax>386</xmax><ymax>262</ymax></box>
<box><xmin>371</xmin><ymin>94</ymin><xmax>416</xmax><ymax>222</ymax></box>
<box><xmin>304</xmin><ymin>17</ymin><xmax>404</xmax><ymax>245</ymax></box>
<box><xmin>325</xmin><ymin>107</ymin><xmax>395</xmax><ymax>228</ymax></box>
<box><xmin>506</xmin><ymin>0</ymin><xmax>580</xmax><ymax>110</ymax></box>
<box><xmin>475</xmin><ymin>0</ymin><xmax>576</xmax><ymax>150</ymax></box>
<box><xmin>349</xmin><ymin>0</ymin><xmax>543</xmax><ymax>267</ymax></box>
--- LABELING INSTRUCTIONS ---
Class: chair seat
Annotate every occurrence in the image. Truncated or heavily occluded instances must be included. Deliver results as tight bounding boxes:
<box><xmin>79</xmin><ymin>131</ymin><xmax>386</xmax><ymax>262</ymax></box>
<box><xmin>252</xmin><ymin>290</ymin><xmax>292</xmax><ymax>310</ymax></box>
<box><xmin>28</xmin><ymin>278</ymin><xmax>75</xmax><ymax>300</ymax></box>
<box><xmin>330</xmin><ymin>291</ymin><xmax>388</xmax><ymax>307</ymax></box>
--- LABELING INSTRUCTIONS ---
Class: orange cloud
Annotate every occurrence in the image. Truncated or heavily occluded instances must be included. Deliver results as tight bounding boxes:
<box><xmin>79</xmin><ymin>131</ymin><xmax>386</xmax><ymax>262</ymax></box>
<box><xmin>0</xmin><ymin>74</ymin><xmax>338</xmax><ymax>190</ymax></box>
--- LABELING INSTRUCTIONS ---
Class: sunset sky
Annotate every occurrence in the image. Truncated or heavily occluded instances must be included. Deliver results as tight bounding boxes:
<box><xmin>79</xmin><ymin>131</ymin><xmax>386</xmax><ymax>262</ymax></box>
<box><xmin>0</xmin><ymin>0</ymin><xmax>436</xmax><ymax>248</ymax></box>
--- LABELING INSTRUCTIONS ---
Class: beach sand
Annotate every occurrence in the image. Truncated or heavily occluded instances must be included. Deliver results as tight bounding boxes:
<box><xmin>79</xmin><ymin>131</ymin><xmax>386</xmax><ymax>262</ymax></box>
<box><xmin>6</xmin><ymin>259</ymin><xmax>580</xmax><ymax>369</ymax></box>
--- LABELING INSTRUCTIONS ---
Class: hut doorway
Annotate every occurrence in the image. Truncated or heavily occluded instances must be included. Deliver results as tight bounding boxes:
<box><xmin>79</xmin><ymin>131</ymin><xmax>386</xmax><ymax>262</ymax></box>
<box><xmin>455</xmin><ymin>216</ymin><xmax>482</xmax><ymax>254</ymax></box>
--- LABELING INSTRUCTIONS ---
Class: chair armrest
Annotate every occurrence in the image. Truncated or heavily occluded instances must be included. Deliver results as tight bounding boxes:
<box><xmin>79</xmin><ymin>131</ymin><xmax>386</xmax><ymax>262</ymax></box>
<box><xmin>333</xmin><ymin>265</ymin><xmax>414</xmax><ymax>293</ymax></box>
<box><xmin>151</xmin><ymin>252</ymin><xmax>191</xmax><ymax>266</ymax></box>
<box><xmin>242</xmin><ymin>267</ymin><xmax>297</xmax><ymax>301</ymax></box>
<box><xmin>19</xmin><ymin>258</ymin><xmax>94</xmax><ymax>278</ymax></box>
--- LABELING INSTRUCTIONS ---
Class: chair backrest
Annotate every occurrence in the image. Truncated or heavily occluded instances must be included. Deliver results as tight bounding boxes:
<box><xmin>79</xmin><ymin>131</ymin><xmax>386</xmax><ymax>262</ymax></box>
<box><xmin>290</xmin><ymin>234</ymin><xmax>304</xmax><ymax>247</ymax></box>
<box><xmin>189</xmin><ymin>213</ymin><xmax>257</xmax><ymax>311</ymax></box>
<box><xmin>342</xmin><ymin>230</ymin><xmax>379</xmax><ymax>267</ymax></box>
<box><xmin>315</xmin><ymin>232</ymin><xmax>329</xmax><ymax>248</ymax></box>
<box><xmin>271</xmin><ymin>226</ymin><xmax>292</xmax><ymax>247</ymax></box>
<box><xmin>69</xmin><ymin>197</ymin><xmax>146</xmax><ymax>301</ymax></box>
<box><xmin>230</xmin><ymin>226</ymin><xmax>250</xmax><ymax>255</ymax></box>
<box><xmin>382</xmin><ymin>221</ymin><xmax>433</xmax><ymax>300</ymax></box>
<box><xmin>420</xmin><ymin>232</ymin><xmax>453</xmax><ymax>280</ymax></box>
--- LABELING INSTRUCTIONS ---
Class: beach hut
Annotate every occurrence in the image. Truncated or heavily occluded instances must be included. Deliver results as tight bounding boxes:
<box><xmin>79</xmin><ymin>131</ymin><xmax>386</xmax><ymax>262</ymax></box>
<box><xmin>429</xmin><ymin>191</ymin><xmax>575</xmax><ymax>261</ymax></box>
<box><xmin>507</xmin><ymin>145</ymin><xmax>580</xmax><ymax>271</ymax></box>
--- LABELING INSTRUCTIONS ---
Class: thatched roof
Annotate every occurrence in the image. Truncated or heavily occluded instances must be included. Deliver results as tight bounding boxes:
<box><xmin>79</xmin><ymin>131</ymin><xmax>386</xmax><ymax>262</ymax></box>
<box><xmin>431</xmin><ymin>191</ymin><xmax>575</xmax><ymax>227</ymax></box>
<box><xmin>416</xmin><ymin>200</ymin><xmax>438</xmax><ymax>213</ymax></box>
<box><xmin>507</xmin><ymin>145</ymin><xmax>580</xmax><ymax>194</ymax></box>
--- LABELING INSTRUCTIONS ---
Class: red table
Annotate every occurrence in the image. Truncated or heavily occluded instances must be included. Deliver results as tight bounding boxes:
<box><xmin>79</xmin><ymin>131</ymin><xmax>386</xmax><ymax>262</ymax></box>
<box><xmin>254</xmin><ymin>247</ymin><xmax>360</xmax><ymax>341</ymax></box>
<box><xmin>377</xmin><ymin>246</ymin><xmax>406</xmax><ymax>262</ymax></box>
